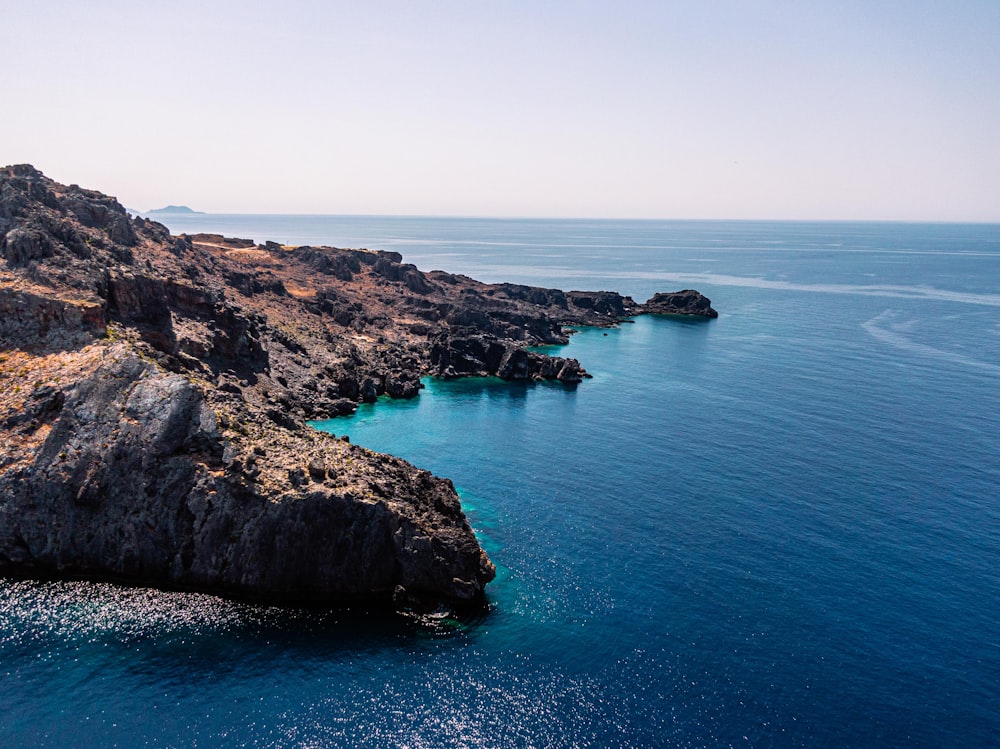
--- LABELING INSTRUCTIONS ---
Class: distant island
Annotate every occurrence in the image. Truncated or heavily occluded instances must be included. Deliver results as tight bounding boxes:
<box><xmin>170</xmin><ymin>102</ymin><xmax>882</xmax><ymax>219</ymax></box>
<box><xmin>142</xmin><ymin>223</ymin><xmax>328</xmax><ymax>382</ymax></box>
<box><xmin>146</xmin><ymin>204</ymin><xmax>204</xmax><ymax>214</ymax></box>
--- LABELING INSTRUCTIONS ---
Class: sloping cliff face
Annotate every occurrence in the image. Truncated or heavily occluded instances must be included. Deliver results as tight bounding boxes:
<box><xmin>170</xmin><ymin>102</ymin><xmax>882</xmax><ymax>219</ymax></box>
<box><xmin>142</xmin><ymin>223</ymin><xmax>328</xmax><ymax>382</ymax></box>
<box><xmin>0</xmin><ymin>164</ymin><xmax>715</xmax><ymax>610</ymax></box>
<box><xmin>0</xmin><ymin>347</ymin><xmax>488</xmax><ymax>604</ymax></box>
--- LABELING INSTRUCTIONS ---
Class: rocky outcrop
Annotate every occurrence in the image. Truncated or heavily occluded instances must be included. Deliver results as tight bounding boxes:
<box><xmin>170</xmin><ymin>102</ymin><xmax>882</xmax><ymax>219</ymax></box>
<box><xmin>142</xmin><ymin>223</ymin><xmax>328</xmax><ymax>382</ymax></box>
<box><xmin>429</xmin><ymin>331</ymin><xmax>588</xmax><ymax>382</ymax></box>
<box><xmin>638</xmin><ymin>290</ymin><xmax>718</xmax><ymax>318</ymax></box>
<box><xmin>0</xmin><ymin>164</ymin><xmax>717</xmax><ymax>612</ymax></box>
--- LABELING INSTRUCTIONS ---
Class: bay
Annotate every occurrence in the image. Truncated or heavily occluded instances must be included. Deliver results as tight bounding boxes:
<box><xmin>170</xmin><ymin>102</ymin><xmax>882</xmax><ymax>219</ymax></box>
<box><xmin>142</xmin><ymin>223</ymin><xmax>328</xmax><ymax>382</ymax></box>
<box><xmin>3</xmin><ymin>217</ymin><xmax>998</xmax><ymax>747</ymax></box>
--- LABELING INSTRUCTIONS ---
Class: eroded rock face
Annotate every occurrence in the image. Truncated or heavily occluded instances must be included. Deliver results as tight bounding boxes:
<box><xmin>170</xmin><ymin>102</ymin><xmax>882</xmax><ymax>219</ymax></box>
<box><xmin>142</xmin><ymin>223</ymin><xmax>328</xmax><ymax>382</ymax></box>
<box><xmin>0</xmin><ymin>164</ymin><xmax>716</xmax><ymax>611</ymax></box>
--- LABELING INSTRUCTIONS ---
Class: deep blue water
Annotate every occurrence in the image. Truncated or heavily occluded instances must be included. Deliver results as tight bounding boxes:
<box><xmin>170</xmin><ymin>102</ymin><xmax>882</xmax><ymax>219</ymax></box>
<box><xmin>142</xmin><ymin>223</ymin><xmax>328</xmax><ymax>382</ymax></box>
<box><xmin>3</xmin><ymin>217</ymin><xmax>999</xmax><ymax>747</ymax></box>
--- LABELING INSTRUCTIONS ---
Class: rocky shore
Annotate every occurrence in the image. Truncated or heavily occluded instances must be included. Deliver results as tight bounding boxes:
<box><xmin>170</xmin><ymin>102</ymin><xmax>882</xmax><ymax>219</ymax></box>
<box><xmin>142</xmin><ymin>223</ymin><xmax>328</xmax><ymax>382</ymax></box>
<box><xmin>0</xmin><ymin>165</ymin><xmax>716</xmax><ymax>612</ymax></box>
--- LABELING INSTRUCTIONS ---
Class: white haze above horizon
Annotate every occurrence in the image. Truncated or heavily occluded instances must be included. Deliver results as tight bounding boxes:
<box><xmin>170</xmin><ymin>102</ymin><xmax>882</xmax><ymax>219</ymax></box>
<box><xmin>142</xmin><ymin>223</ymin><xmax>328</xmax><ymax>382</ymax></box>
<box><xmin>3</xmin><ymin>1</ymin><xmax>999</xmax><ymax>222</ymax></box>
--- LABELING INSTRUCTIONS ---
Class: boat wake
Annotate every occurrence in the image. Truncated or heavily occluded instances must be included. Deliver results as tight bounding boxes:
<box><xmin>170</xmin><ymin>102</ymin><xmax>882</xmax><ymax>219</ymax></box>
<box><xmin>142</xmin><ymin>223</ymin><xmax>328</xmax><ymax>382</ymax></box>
<box><xmin>862</xmin><ymin>310</ymin><xmax>1000</xmax><ymax>372</ymax></box>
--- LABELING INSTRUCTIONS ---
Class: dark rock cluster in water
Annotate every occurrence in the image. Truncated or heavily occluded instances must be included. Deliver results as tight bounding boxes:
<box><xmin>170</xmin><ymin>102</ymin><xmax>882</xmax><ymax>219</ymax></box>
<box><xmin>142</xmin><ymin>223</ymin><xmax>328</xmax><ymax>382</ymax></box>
<box><xmin>0</xmin><ymin>164</ymin><xmax>716</xmax><ymax>612</ymax></box>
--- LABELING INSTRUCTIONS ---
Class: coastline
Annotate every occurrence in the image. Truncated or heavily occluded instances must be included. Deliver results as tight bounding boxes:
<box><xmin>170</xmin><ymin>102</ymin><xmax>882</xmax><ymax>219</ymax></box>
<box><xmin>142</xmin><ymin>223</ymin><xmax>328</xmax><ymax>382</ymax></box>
<box><xmin>0</xmin><ymin>164</ymin><xmax>714</xmax><ymax>612</ymax></box>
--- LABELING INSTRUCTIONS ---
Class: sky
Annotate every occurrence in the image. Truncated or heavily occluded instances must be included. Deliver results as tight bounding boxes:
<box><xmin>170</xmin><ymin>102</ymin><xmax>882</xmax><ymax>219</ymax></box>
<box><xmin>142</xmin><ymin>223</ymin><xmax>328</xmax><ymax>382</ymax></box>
<box><xmin>3</xmin><ymin>1</ymin><xmax>999</xmax><ymax>220</ymax></box>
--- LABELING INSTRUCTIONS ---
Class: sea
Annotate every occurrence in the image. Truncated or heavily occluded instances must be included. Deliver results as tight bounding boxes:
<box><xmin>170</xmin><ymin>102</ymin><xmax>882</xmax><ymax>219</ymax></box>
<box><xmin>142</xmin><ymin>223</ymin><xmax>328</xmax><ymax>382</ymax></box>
<box><xmin>2</xmin><ymin>217</ymin><xmax>998</xmax><ymax>748</ymax></box>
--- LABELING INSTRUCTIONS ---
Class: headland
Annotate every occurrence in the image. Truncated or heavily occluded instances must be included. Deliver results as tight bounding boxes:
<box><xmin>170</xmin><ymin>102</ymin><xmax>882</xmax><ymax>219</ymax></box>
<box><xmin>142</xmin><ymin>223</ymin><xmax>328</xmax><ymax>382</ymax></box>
<box><xmin>0</xmin><ymin>165</ymin><xmax>716</xmax><ymax>612</ymax></box>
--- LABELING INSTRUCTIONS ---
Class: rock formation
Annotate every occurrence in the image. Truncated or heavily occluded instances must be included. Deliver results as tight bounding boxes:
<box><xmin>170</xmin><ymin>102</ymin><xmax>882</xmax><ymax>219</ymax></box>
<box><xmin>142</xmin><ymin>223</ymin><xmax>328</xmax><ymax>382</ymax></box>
<box><xmin>0</xmin><ymin>164</ymin><xmax>716</xmax><ymax>612</ymax></box>
<box><xmin>639</xmin><ymin>290</ymin><xmax>719</xmax><ymax>318</ymax></box>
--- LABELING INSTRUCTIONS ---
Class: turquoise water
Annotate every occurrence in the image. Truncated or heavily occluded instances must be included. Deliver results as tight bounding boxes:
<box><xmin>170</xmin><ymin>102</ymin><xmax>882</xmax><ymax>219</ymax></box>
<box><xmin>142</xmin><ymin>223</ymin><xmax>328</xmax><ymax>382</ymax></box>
<box><xmin>3</xmin><ymin>218</ymin><xmax>999</xmax><ymax>747</ymax></box>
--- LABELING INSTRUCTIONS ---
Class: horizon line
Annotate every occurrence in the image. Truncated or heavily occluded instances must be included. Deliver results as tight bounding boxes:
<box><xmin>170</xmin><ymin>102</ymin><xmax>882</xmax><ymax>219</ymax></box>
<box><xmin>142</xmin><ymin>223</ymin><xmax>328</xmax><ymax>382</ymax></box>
<box><xmin>131</xmin><ymin>210</ymin><xmax>1000</xmax><ymax>226</ymax></box>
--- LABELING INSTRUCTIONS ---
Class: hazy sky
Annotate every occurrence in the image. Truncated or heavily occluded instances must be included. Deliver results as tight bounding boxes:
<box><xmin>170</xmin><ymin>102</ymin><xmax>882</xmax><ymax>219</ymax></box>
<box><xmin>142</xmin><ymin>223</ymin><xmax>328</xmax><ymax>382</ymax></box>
<box><xmin>4</xmin><ymin>1</ymin><xmax>999</xmax><ymax>220</ymax></box>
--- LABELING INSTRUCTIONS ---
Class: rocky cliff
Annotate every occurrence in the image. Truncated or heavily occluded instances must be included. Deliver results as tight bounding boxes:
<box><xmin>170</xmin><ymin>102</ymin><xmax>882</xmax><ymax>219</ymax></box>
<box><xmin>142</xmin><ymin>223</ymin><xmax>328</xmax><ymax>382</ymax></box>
<box><xmin>0</xmin><ymin>165</ymin><xmax>716</xmax><ymax>611</ymax></box>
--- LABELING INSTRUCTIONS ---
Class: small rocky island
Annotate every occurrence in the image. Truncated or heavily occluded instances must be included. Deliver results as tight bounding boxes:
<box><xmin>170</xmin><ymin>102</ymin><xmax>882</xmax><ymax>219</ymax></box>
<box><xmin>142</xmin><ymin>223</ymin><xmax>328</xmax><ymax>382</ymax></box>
<box><xmin>146</xmin><ymin>205</ymin><xmax>204</xmax><ymax>215</ymax></box>
<box><xmin>0</xmin><ymin>165</ymin><xmax>716</xmax><ymax>612</ymax></box>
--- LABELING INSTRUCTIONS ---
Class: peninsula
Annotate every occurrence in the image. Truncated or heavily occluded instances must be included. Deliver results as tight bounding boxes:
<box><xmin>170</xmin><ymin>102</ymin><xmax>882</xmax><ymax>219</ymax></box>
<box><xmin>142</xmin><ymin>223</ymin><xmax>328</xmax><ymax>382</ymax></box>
<box><xmin>0</xmin><ymin>165</ymin><xmax>716</xmax><ymax>612</ymax></box>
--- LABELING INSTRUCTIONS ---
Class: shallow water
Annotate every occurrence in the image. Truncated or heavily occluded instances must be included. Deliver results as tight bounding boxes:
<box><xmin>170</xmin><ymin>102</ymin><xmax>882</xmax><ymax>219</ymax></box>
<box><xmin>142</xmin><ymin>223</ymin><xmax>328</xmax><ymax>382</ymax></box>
<box><xmin>3</xmin><ymin>218</ymin><xmax>999</xmax><ymax>747</ymax></box>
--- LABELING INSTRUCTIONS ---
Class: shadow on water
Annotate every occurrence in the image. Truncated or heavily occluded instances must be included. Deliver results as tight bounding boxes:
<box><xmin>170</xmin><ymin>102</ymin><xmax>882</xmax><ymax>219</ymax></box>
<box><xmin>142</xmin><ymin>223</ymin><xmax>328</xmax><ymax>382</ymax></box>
<box><xmin>111</xmin><ymin>601</ymin><xmax>496</xmax><ymax>687</ymax></box>
<box><xmin>642</xmin><ymin>313</ymin><xmax>715</xmax><ymax>362</ymax></box>
<box><xmin>311</xmin><ymin>375</ymin><xmax>580</xmax><ymax>437</ymax></box>
<box><xmin>0</xmin><ymin>577</ymin><xmax>495</xmax><ymax>671</ymax></box>
<box><xmin>429</xmin><ymin>375</ymin><xmax>579</xmax><ymax>400</ymax></box>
